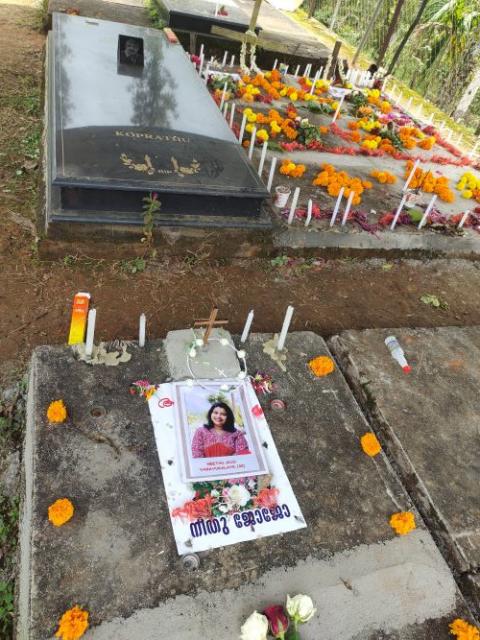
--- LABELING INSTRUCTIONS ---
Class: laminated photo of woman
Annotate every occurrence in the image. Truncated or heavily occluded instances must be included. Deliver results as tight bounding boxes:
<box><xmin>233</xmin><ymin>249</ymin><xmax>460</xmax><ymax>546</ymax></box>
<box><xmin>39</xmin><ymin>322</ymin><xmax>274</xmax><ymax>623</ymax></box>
<box><xmin>191</xmin><ymin>402</ymin><xmax>250</xmax><ymax>458</ymax></box>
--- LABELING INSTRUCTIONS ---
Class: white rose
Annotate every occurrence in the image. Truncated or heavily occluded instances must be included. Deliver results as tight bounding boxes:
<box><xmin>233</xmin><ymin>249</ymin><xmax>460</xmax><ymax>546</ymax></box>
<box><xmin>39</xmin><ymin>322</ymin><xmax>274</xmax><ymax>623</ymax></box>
<box><xmin>210</xmin><ymin>489</ymin><xmax>220</xmax><ymax>498</ymax></box>
<box><xmin>239</xmin><ymin>611</ymin><xmax>268</xmax><ymax>640</ymax></box>
<box><xmin>227</xmin><ymin>484</ymin><xmax>251</xmax><ymax>508</ymax></box>
<box><xmin>286</xmin><ymin>594</ymin><xmax>316</xmax><ymax>623</ymax></box>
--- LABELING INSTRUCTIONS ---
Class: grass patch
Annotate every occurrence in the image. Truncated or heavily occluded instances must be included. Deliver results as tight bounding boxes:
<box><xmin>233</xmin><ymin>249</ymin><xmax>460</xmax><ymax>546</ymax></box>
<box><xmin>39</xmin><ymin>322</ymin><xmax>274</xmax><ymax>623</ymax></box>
<box><xmin>119</xmin><ymin>257</ymin><xmax>147</xmax><ymax>274</ymax></box>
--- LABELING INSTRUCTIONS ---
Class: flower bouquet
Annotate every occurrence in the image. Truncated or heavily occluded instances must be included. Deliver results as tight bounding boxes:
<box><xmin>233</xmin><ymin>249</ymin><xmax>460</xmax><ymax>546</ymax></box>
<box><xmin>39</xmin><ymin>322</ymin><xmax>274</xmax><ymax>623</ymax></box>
<box><xmin>240</xmin><ymin>594</ymin><xmax>315</xmax><ymax>640</ymax></box>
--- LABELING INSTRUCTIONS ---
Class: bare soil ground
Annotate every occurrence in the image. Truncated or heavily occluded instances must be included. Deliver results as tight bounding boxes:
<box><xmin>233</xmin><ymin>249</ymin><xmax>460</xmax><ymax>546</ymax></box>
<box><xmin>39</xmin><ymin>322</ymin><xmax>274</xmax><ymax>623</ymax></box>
<box><xmin>2</xmin><ymin>2</ymin><xmax>480</xmax><ymax>390</ymax></box>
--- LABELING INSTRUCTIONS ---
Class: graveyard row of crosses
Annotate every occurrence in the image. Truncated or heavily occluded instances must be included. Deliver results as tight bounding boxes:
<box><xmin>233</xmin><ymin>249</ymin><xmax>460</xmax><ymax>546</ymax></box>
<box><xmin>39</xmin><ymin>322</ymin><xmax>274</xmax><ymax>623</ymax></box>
<box><xmin>194</xmin><ymin>51</ymin><xmax>480</xmax><ymax>235</ymax></box>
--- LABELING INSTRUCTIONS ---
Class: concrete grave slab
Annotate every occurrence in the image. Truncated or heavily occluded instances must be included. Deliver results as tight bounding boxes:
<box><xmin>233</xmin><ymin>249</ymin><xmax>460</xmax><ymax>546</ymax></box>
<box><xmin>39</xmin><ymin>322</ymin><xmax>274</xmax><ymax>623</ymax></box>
<box><xmin>329</xmin><ymin>326</ymin><xmax>480</xmax><ymax>614</ymax></box>
<box><xmin>18</xmin><ymin>333</ymin><xmax>473</xmax><ymax>639</ymax></box>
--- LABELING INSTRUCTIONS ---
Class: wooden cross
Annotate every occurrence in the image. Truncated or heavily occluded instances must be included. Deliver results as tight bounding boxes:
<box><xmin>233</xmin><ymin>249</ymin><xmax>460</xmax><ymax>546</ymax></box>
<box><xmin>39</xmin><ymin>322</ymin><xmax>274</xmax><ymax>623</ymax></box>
<box><xmin>194</xmin><ymin>307</ymin><xmax>228</xmax><ymax>345</ymax></box>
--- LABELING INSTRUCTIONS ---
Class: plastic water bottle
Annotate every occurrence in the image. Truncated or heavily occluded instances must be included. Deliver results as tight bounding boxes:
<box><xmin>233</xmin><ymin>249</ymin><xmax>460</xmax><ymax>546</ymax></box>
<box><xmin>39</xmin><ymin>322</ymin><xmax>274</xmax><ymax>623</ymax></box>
<box><xmin>385</xmin><ymin>336</ymin><xmax>411</xmax><ymax>373</ymax></box>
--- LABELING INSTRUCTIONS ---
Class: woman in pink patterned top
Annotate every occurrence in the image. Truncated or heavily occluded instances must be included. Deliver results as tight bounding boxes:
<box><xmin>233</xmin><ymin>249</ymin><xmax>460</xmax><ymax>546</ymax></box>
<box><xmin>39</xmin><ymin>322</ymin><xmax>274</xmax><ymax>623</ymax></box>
<box><xmin>191</xmin><ymin>402</ymin><xmax>250</xmax><ymax>458</ymax></box>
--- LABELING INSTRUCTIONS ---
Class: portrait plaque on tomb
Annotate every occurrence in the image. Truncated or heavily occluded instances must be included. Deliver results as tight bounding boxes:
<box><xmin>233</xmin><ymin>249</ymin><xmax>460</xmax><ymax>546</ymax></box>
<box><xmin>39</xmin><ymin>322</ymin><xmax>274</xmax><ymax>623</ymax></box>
<box><xmin>45</xmin><ymin>13</ymin><xmax>269</xmax><ymax>227</ymax></box>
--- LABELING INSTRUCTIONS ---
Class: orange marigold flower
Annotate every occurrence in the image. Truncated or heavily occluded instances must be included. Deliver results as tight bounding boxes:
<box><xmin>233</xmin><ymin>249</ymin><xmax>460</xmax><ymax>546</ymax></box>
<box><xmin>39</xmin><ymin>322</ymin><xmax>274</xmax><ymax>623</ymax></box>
<box><xmin>47</xmin><ymin>400</ymin><xmax>67</xmax><ymax>423</ymax></box>
<box><xmin>48</xmin><ymin>498</ymin><xmax>74</xmax><ymax>527</ymax></box>
<box><xmin>449</xmin><ymin>618</ymin><xmax>480</xmax><ymax>640</ymax></box>
<box><xmin>389</xmin><ymin>511</ymin><xmax>416</xmax><ymax>536</ymax></box>
<box><xmin>360</xmin><ymin>432</ymin><xmax>381</xmax><ymax>457</ymax></box>
<box><xmin>308</xmin><ymin>355</ymin><xmax>335</xmax><ymax>377</ymax></box>
<box><xmin>55</xmin><ymin>605</ymin><xmax>89</xmax><ymax>640</ymax></box>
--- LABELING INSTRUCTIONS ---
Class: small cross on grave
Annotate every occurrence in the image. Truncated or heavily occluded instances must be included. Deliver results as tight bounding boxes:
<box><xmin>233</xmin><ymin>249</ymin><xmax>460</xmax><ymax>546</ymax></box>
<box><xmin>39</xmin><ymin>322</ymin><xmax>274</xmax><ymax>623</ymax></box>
<box><xmin>194</xmin><ymin>307</ymin><xmax>228</xmax><ymax>345</ymax></box>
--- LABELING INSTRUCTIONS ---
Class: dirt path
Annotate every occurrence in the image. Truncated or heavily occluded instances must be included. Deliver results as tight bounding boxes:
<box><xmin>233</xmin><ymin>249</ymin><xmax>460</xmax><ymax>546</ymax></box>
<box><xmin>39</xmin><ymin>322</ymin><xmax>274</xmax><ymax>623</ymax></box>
<box><xmin>2</xmin><ymin>3</ymin><xmax>480</xmax><ymax>386</ymax></box>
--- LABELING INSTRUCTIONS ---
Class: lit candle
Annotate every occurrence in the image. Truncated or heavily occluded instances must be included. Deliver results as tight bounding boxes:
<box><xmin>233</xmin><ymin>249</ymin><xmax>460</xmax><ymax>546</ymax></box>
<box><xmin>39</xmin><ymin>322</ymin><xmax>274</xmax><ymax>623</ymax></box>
<box><xmin>332</xmin><ymin>94</ymin><xmax>345</xmax><ymax>123</ymax></box>
<box><xmin>230</xmin><ymin>54</ymin><xmax>235</xmax><ymax>67</ymax></box>
<box><xmin>258</xmin><ymin>140</ymin><xmax>268</xmax><ymax>177</ymax></box>
<box><xmin>222</xmin><ymin>50</ymin><xmax>228</xmax><ymax>66</ymax></box>
<box><xmin>341</xmin><ymin>190</ymin><xmax>355</xmax><ymax>226</ymax></box>
<box><xmin>418</xmin><ymin>194</ymin><xmax>437</xmax><ymax>229</ymax></box>
<box><xmin>138</xmin><ymin>313</ymin><xmax>146</xmax><ymax>347</ymax></box>
<box><xmin>305</xmin><ymin>199</ymin><xmax>313</xmax><ymax>227</ymax></box>
<box><xmin>294</xmin><ymin>64</ymin><xmax>300</xmax><ymax>77</ymax></box>
<box><xmin>240</xmin><ymin>309</ymin><xmax>254</xmax><ymax>343</ymax></box>
<box><xmin>390</xmin><ymin>193</ymin><xmax>408</xmax><ymax>230</ymax></box>
<box><xmin>329</xmin><ymin>187</ymin><xmax>344</xmax><ymax>226</ymax></box>
<box><xmin>85</xmin><ymin>308</ymin><xmax>96</xmax><ymax>358</ymax></box>
<box><xmin>267</xmin><ymin>157</ymin><xmax>277</xmax><ymax>192</ymax></box>
<box><xmin>287</xmin><ymin>187</ymin><xmax>300</xmax><ymax>224</ymax></box>
<box><xmin>229</xmin><ymin>102</ymin><xmax>236</xmax><ymax>128</ymax></box>
<box><xmin>273</xmin><ymin>58</ymin><xmax>278</xmax><ymax>70</ymax></box>
<box><xmin>403</xmin><ymin>159</ymin><xmax>420</xmax><ymax>191</ymax></box>
<box><xmin>457</xmin><ymin>209</ymin><xmax>471</xmax><ymax>229</ymax></box>
<box><xmin>238</xmin><ymin>113</ymin><xmax>247</xmax><ymax>143</ymax></box>
<box><xmin>248</xmin><ymin>126</ymin><xmax>257</xmax><ymax>160</ymax></box>
<box><xmin>219</xmin><ymin>81</ymin><xmax>228</xmax><ymax>111</ymax></box>
<box><xmin>277</xmin><ymin>305</ymin><xmax>294</xmax><ymax>351</ymax></box>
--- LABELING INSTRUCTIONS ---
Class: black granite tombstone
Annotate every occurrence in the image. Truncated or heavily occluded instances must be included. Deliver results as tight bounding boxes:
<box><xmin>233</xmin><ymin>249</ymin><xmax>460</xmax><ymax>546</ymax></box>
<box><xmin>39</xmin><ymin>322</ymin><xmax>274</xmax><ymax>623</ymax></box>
<box><xmin>45</xmin><ymin>13</ymin><xmax>269</xmax><ymax>231</ymax></box>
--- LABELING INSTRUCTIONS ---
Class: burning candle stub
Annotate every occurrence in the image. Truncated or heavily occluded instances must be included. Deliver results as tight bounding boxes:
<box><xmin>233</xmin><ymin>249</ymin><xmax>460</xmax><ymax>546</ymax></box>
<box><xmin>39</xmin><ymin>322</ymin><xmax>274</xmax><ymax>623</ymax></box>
<box><xmin>240</xmin><ymin>310</ymin><xmax>254</xmax><ymax>343</ymax></box>
<box><xmin>138</xmin><ymin>313</ymin><xmax>146</xmax><ymax>347</ymax></box>
<box><xmin>85</xmin><ymin>308</ymin><xmax>96</xmax><ymax>358</ymax></box>
<box><xmin>248</xmin><ymin>126</ymin><xmax>257</xmax><ymax>160</ymax></box>
<box><xmin>267</xmin><ymin>157</ymin><xmax>277</xmax><ymax>192</ymax></box>
<box><xmin>330</xmin><ymin>187</ymin><xmax>345</xmax><ymax>226</ymax></box>
<box><xmin>287</xmin><ymin>187</ymin><xmax>300</xmax><ymax>224</ymax></box>
<box><xmin>277</xmin><ymin>305</ymin><xmax>294</xmax><ymax>351</ymax></box>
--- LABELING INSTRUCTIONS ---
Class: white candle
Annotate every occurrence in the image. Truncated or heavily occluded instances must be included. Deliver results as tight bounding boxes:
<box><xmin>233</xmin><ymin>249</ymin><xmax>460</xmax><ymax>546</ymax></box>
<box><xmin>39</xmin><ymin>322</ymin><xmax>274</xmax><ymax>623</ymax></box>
<box><xmin>303</xmin><ymin>63</ymin><xmax>309</xmax><ymax>77</ymax></box>
<box><xmin>341</xmin><ymin>191</ymin><xmax>355</xmax><ymax>226</ymax></box>
<box><xmin>405</xmin><ymin>97</ymin><xmax>412</xmax><ymax>111</ymax></box>
<box><xmin>277</xmin><ymin>305</ymin><xmax>294</xmax><ymax>351</ymax></box>
<box><xmin>287</xmin><ymin>187</ymin><xmax>300</xmax><ymax>224</ymax></box>
<box><xmin>229</xmin><ymin>102</ymin><xmax>236</xmax><ymax>128</ymax></box>
<box><xmin>418</xmin><ymin>194</ymin><xmax>437</xmax><ymax>229</ymax></box>
<box><xmin>403</xmin><ymin>159</ymin><xmax>420</xmax><ymax>191</ymax></box>
<box><xmin>248</xmin><ymin>126</ymin><xmax>257</xmax><ymax>160</ymax></box>
<box><xmin>223</xmin><ymin>102</ymin><xmax>229</xmax><ymax>118</ymax></box>
<box><xmin>319</xmin><ymin>66</ymin><xmax>324</xmax><ymax>79</ymax></box>
<box><xmin>85</xmin><ymin>308</ymin><xmax>96</xmax><ymax>358</ymax></box>
<box><xmin>198</xmin><ymin>52</ymin><xmax>204</xmax><ymax>75</ymax></box>
<box><xmin>332</xmin><ymin>94</ymin><xmax>345</xmax><ymax>122</ymax></box>
<box><xmin>310</xmin><ymin>70</ymin><xmax>320</xmax><ymax>95</ymax></box>
<box><xmin>222</xmin><ymin>51</ymin><xmax>228</xmax><ymax>66</ymax></box>
<box><xmin>214</xmin><ymin>2</ymin><xmax>219</xmax><ymax>16</ymax></box>
<box><xmin>230</xmin><ymin>54</ymin><xmax>235</xmax><ymax>67</ymax></box>
<box><xmin>294</xmin><ymin>64</ymin><xmax>300</xmax><ymax>77</ymax></box>
<box><xmin>238</xmin><ymin>113</ymin><xmax>247</xmax><ymax>143</ymax></box>
<box><xmin>209</xmin><ymin>55</ymin><xmax>214</xmax><ymax>63</ymax></box>
<box><xmin>305</xmin><ymin>199</ymin><xmax>313</xmax><ymax>227</ymax></box>
<box><xmin>330</xmin><ymin>187</ymin><xmax>345</xmax><ymax>226</ymax></box>
<box><xmin>240</xmin><ymin>309</ymin><xmax>254</xmax><ymax>343</ymax></box>
<box><xmin>200</xmin><ymin>43</ymin><xmax>204</xmax><ymax>57</ymax></box>
<box><xmin>458</xmin><ymin>209</ymin><xmax>471</xmax><ymax>229</ymax></box>
<box><xmin>283</xmin><ymin>65</ymin><xmax>289</xmax><ymax>75</ymax></box>
<box><xmin>273</xmin><ymin>58</ymin><xmax>278</xmax><ymax>70</ymax></box>
<box><xmin>267</xmin><ymin>157</ymin><xmax>277</xmax><ymax>192</ymax></box>
<box><xmin>390</xmin><ymin>193</ymin><xmax>408</xmax><ymax>230</ymax></box>
<box><xmin>138</xmin><ymin>313</ymin><xmax>146</xmax><ymax>347</ymax></box>
<box><xmin>258</xmin><ymin>141</ymin><xmax>268</xmax><ymax>176</ymax></box>
<box><xmin>306</xmin><ymin>63</ymin><xmax>312</xmax><ymax>78</ymax></box>
<box><xmin>219</xmin><ymin>81</ymin><xmax>228</xmax><ymax>111</ymax></box>
<box><xmin>204</xmin><ymin>66</ymin><xmax>209</xmax><ymax>84</ymax></box>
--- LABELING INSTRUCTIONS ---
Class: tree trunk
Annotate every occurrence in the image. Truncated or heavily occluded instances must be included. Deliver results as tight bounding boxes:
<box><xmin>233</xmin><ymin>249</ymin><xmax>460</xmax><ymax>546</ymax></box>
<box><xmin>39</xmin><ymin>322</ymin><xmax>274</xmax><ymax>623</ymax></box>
<box><xmin>386</xmin><ymin>0</ymin><xmax>430</xmax><ymax>76</ymax></box>
<box><xmin>307</xmin><ymin>0</ymin><xmax>317</xmax><ymax>19</ymax></box>
<box><xmin>452</xmin><ymin>66</ymin><xmax>480</xmax><ymax>119</ymax></box>
<box><xmin>329</xmin><ymin>0</ymin><xmax>342</xmax><ymax>31</ymax></box>
<box><xmin>376</xmin><ymin>0</ymin><xmax>406</xmax><ymax>68</ymax></box>
<box><xmin>352</xmin><ymin>0</ymin><xmax>385</xmax><ymax>66</ymax></box>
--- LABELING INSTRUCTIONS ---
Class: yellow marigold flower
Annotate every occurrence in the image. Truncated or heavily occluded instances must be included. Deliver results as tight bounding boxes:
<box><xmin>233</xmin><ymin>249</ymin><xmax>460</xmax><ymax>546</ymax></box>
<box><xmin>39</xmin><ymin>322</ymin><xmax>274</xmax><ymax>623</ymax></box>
<box><xmin>55</xmin><ymin>605</ymin><xmax>89</xmax><ymax>640</ymax></box>
<box><xmin>290</xmin><ymin>91</ymin><xmax>298</xmax><ymax>101</ymax></box>
<box><xmin>449</xmin><ymin>618</ymin><xmax>480</xmax><ymax>640</ymax></box>
<box><xmin>257</xmin><ymin>129</ymin><xmax>269</xmax><ymax>142</ymax></box>
<box><xmin>247</xmin><ymin>113</ymin><xmax>257</xmax><ymax>123</ymax></box>
<box><xmin>360</xmin><ymin>432</ymin><xmax>381</xmax><ymax>457</ymax></box>
<box><xmin>462</xmin><ymin>190</ymin><xmax>473</xmax><ymax>199</ymax></box>
<box><xmin>48</xmin><ymin>498</ymin><xmax>74</xmax><ymax>527</ymax></box>
<box><xmin>389</xmin><ymin>511</ymin><xmax>416</xmax><ymax>536</ymax></box>
<box><xmin>47</xmin><ymin>400</ymin><xmax>67</xmax><ymax>423</ymax></box>
<box><xmin>308</xmin><ymin>355</ymin><xmax>335</xmax><ymax>377</ymax></box>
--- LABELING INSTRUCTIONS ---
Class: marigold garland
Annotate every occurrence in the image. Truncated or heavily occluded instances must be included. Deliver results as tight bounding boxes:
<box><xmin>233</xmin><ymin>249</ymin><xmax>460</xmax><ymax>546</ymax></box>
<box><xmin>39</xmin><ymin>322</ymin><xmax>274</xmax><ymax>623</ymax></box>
<box><xmin>449</xmin><ymin>618</ymin><xmax>480</xmax><ymax>640</ymax></box>
<box><xmin>389</xmin><ymin>511</ymin><xmax>416</xmax><ymax>535</ymax></box>
<box><xmin>55</xmin><ymin>605</ymin><xmax>89</xmax><ymax>640</ymax></box>
<box><xmin>308</xmin><ymin>356</ymin><xmax>335</xmax><ymax>377</ymax></box>
<box><xmin>360</xmin><ymin>432</ymin><xmax>381</xmax><ymax>457</ymax></box>
<box><xmin>48</xmin><ymin>498</ymin><xmax>74</xmax><ymax>527</ymax></box>
<box><xmin>47</xmin><ymin>400</ymin><xmax>67</xmax><ymax>423</ymax></box>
